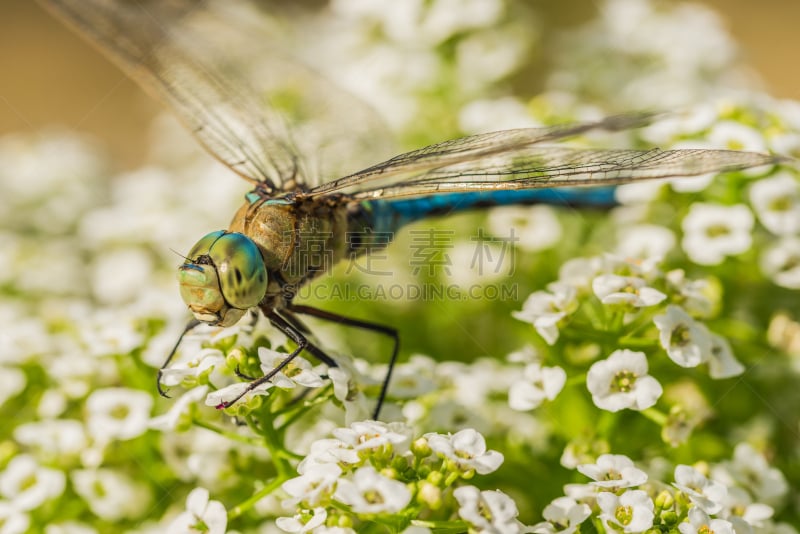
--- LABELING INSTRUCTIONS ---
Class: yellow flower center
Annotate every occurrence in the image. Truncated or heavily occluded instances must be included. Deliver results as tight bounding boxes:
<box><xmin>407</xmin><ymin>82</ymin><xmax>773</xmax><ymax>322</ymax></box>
<box><xmin>614</xmin><ymin>504</ymin><xmax>633</xmax><ymax>525</ymax></box>
<box><xmin>612</xmin><ymin>370</ymin><xmax>637</xmax><ymax>392</ymax></box>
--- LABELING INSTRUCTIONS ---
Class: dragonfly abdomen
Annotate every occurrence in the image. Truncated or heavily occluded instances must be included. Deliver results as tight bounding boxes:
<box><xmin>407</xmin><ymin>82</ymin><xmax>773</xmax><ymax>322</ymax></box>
<box><xmin>364</xmin><ymin>187</ymin><xmax>617</xmax><ymax>233</ymax></box>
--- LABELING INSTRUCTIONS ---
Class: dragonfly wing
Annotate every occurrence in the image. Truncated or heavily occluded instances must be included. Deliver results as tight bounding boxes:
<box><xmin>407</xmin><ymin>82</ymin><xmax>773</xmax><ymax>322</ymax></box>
<box><xmin>38</xmin><ymin>0</ymin><xmax>394</xmax><ymax>191</ymax></box>
<box><xmin>307</xmin><ymin>112</ymin><xmax>661</xmax><ymax>196</ymax></box>
<box><xmin>347</xmin><ymin>146</ymin><xmax>780</xmax><ymax>200</ymax></box>
<box><xmin>304</xmin><ymin>111</ymin><xmax>781</xmax><ymax>199</ymax></box>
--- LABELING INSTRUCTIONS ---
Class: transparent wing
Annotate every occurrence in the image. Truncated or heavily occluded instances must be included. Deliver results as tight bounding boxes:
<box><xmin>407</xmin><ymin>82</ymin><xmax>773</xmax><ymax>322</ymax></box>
<box><xmin>38</xmin><ymin>0</ymin><xmax>394</xmax><ymax>191</ymax></box>
<box><xmin>305</xmin><ymin>113</ymin><xmax>780</xmax><ymax>200</ymax></box>
<box><xmin>350</xmin><ymin>146</ymin><xmax>779</xmax><ymax>200</ymax></box>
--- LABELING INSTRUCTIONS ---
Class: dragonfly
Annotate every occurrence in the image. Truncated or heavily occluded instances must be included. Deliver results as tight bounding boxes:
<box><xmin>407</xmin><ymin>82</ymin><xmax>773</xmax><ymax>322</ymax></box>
<box><xmin>40</xmin><ymin>0</ymin><xmax>782</xmax><ymax>419</ymax></box>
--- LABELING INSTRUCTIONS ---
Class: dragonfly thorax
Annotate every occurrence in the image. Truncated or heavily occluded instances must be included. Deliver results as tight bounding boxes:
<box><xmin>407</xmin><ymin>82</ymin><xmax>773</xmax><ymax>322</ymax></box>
<box><xmin>177</xmin><ymin>230</ymin><xmax>268</xmax><ymax>326</ymax></box>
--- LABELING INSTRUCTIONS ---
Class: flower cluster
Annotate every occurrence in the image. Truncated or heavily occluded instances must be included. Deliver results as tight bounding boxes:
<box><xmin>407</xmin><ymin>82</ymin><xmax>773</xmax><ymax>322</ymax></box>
<box><xmin>512</xmin><ymin>253</ymin><xmax>745</xmax><ymax>416</ymax></box>
<box><xmin>530</xmin><ymin>447</ymin><xmax>791</xmax><ymax>534</ymax></box>
<box><xmin>277</xmin><ymin>422</ymin><xmax>514</xmax><ymax>533</ymax></box>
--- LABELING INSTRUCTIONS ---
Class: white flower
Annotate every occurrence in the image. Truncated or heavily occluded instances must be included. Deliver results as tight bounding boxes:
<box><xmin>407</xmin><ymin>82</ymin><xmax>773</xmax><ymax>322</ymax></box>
<box><xmin>558</xmin><ymin>256</ymin><xmax>603</xmax><ymax>292</ymax></box>
<box><xmin>562</xmin><ymin>483</ymin><xmax>598</xmax><ymax>502</ymax></box>
<box><xmin>44</xmin><ymin>521</ymin><xmax>98</xmax><ymax>534</ymax></box>
<box><xmin>259</xmin><ymin>348</ymin><xmax>325</xmax><ymax>389</ymax></box>
<box><xmin>423</xmin><ymin>0</ymin><xmax>505</xmax><ymax>44</ymax></box>
<box><xmin>760</xmin><ymin>238</ymin><xmax>800</xmax><ymax>289</ymax></box>
<box><xmin>328</xmin><ymin>365</ymin><xmax>372</xmax><ymax>424</ymax></box>
<box><xmin>673</xmin><ymin>464</ymin><xmax>727</xmax><ymax>514</ymax></box>
<box><xmin>91</xmin><ymin>247</ymin><xmax>154</xmax><ymax>304</ymax></box>
<box><xmin>333</xmin><ymin>466</ymin><xmax>411</xmax><ymax>514</ymax></box>
<box><xmin>592</xmin><ymin>274</ymin><xmax>666</xmax><ymax>308</ymax></box>
<box><xmin>512</xmin><ymin>282</ymin><xmax>577</xmax><ymax>344</ymax></box>
<box><xmin>681</xmin><ymin>203</ymin><xmax>754</xmax><ymax>265</ymax></box>
<box><xmin>707</xmin><ymin>120</ymin><xmax>768</xmax><ymax>152</ymax></box>
<box><xmin>79</xmin><ymin>309</ymin><xmax>143</xmax><ymax>358</ymax></box>
<box><xmin>641</xmin><ymin>105</ymin><xmax>718</xmax><ymax>145</ymax></box>
<box><xmin>0</xmin><ymin>502</ymin><xmax>29</xmax><ymax>534</ymax></box>
<box><xmin>749</xmin><ymin>172</ymin><xmax>800</xmax><ymax>235</ymax></box>
<box><xmin>0</xmin><ymin>309</ymin><xmax>51</xmax><ymax>365</ymax></box>
<box><xmin>459</xmin><ymin>97</ymin><xmax>539</xmax><ymax>134</ymax></box>
<box><xmin>0</xmin><ymin>365</ymin><xmax>25</xmax><ymax>407</ymax></box>
<box><xmin>456</xmin><ymin>24</ymin><xmax>528</xmax><ymax>90</ymax></box>
<box><xmin>577</xmin><ymin>454</ymin><xmax>648</xmax><ymax>489</ymax></box>
<box><xmin>384</xmin><ymin>355</ymin><xmax>438</xmax><ymax>399</ymax></box>
<box><xmin>670</xmin><ymin>172</ymin><xmax>716</xmax><ymax>194</ymax></box>
<box><xmin>36</xmin><ymin>389</ymin><xmax>68</xmax><ymax>419</ymax></box>
<box><xmin>586</xmin><ymin>349</ymin><xmax>663</xmax><ymax>412</ymax></box>
<box><xmin>599</xmin><ymin>254</ymin><xmax>661</xmax><ymax>279</ymax></box>
<box><xmin>665</xmin><ymin>269</ymin><xmax>714</xmax><ymax>317</ymax></box>
<box><xmin>718</xmin><ymin>486</ymin><xmax>774</xmax><ymax>529</ymax></box>
<box><xmin>276</xmin><ymin>507</ymin><xmax>327</xmax><ymax>533</ymax></box>
<box><xmin>454</xmin><ymin>486</ymin><xmax>521</xmax><ymax>534</ymax></box>
<box><xmin>770</xmin><ymin>131</ymin><xmax>800</xmax><ymax>154</ymax></box>
<box><xmin>71</xmin><ymin>468</ymin><xmax>151</xmax><ymax>521</ymax></box>
<box><xmin>205</xmin><ymin>381</ymin><xmax>272</xmax><ymax>408</ymax></box>
<box><xmin>0</xmin><ymin>454</ymin><xmax>65</xmax><ymax>511</ymax></box>
<box><xmin>160</xmin><ymin>429</ymin><xmax>234</xmax><ymax>489</ymax></box>
<box><xmin>487</xmin><ymin>205</ymin><xmax>562</xmax><ymax>252</ymax></box>
<box><xmin>166</xmin><ymin>487</ymin><xmax>227</xmax><ymax>534</ymax></box>
<box><xmin>707</xmin><ymin>334</ymin><xmax>745</xmax><ymax>378</ymax></box>
<box><xmin>425</xmin><ymin>429</ymin><xmax>504</xmax><ymax>474</ymax></box>
<box><xmin>615</xmin><ymin>180</ymin><xmax>663</xmax><ymax>204</ymax></box>
<box><xmin>508</xmin><ymin>363</ymin><xmax>566</xmax><ymax>410</ymax></box>
<box><xmin>13</xmin><ymin>419</ymin><xmax>88</xmax><ymax>459</ymax></box>
<box><xmin>332</xmin><ymin>420</ymin><xmax>412</xmax><ymax>454</ymax></box>
<box><xmin>711</xmin><ymin>443</ymin><xmax>789</xmax><ymax>507</ymax></box>
<box><xmin>85</xmin><ymin>387</ymin><xmax>153</xmax><ymax>443</ymax></box>
<box><xmin>678</xmin><ymin>507</ymin><xmax>734</xmax><ymax>534</ymax></box>
<box><xmin>616</xmin><ymin>224</ymin><xmax>676</xmax><ymax>260</ymax></box>
<box><xmin>531</xmin><ymin>496</ymin><xmax>591</xmax><ymax>534</ymax></box>
<box><xmin>296</xmin><ymin>438</ymin><xmax>360</xmax><ymax>473</ymax></box>
<box><xmin>150</xmin><ymin>385</ymin><xmax>209</xmax><ymax>431</ymax></box>
<box><xmin>158</xmin><ymin>347</ymin><xmax>226</xmax><ymax>388</ymax></box>
<box><xmin>596</xmin><ymin>490</ymin><xmax>654</xmax><ymax>533</ymax></box>
<box><xmin>282</xmin><ymin>463</ymin><xmax>342</xmax><ymax>506</ymax></box>
<box><xmin>653</xmin><ymin>305</ymin><xmax>712</xmax><ymax>368</ymax></box>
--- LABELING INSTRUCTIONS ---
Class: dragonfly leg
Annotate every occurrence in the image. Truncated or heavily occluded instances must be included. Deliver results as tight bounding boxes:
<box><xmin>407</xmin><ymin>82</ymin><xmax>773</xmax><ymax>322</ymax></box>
<box><xmin>230</xmin><ymin>312</ymin><xmax>262</xmax><ymax>379</ymax></box>
<box><xmin>287</xmin><ymin>304</ymin><xmax>399</xmax><ymax>421</ymax></box>
<box><xmin>219</xmin><ymin>309</ymin><xmax>310</xmax><ymax>409</ymax></box>
<box><xmin>157</xmin><ymin>317</ymin><xmax>202</xmax><ymax>398</ymax></box>
<box><xmin>280</xmin><ymin>309</ymin><xmax>340</xmax><ymax>368</ymax></box>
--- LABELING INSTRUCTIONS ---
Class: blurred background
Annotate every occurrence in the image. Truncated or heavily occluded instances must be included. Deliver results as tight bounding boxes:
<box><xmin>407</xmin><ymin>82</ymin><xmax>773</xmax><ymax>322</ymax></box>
<box><xmin>1</xmin><ymin>0</ymin><xmax>798</xmax><ymax>167</ymax></box>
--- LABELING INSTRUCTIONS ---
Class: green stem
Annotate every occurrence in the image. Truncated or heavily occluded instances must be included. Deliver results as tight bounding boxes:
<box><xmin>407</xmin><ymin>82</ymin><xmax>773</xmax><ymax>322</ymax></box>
<box><xmin>617</xmin><ymin>337</ymin><xmax>660</xmax><ymax>350</ymax></box>
<box><xmin>227</xmin><ymin>475</ymin><xmax>285</xmax><ymax>520</ymax></box>
<box><xmin>608</xmin><ymin>309</ymin><xmax>626</xmax><ymax>333</ymax></box>
<box><xmin>640</xmin><ymin>407</ymin><xmax>668</xmax><ymax>426</ymax></box>
<box><xmin>192</xmin><ymin>418</ymin><xmax>263</xmax><ymax>446</ymax></box>
<box><xmin>227</xmin><ymin>409</ymin><xmax>296</xmax><ymax>521</ymax></box>
<box><xmin>565</xmin><ymin>374</ymin><xmax>586</xmax><ymax>387</ymax></box>
<box><xmin>410</xmin><ymin>519</ymin><xmax>470</xmax><ymax>532</ymax></box>
<box><xmin>276</xmin><ymin>388</ymin><xmax>334</xmax><ymax>432</ymax></box>
<box><xmin>258</xmin><ymin>411</ymin><xmax>295</xmax><ymax>479</ymax></box>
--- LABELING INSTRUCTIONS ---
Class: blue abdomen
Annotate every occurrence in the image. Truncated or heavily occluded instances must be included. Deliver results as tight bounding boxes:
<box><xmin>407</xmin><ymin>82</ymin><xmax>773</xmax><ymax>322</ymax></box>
<box><xmin>366</xmin><ymin>187</ymin><xmax>616</xmax><ymax>233</ymax></box>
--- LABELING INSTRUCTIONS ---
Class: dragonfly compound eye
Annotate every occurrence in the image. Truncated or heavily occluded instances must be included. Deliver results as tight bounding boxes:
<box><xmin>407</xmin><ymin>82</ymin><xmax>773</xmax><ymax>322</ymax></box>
<box><xmin>177</xmin><ymin>231</ymin><xmax>268</xmax><ymax>326</ymax></box>
<box><xmin>209</xmin><ymin>232</ymin><xmax>268</xmax><ymax>309</ymax></box>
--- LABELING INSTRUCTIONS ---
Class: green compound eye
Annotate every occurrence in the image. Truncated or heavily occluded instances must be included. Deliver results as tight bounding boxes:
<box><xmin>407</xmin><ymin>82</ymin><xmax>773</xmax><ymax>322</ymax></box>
<box><xmin>178</xmin><ymin>231</ymin><xmax>268</xmax><ymax>326</ymax></box>
<box><xmin>206</xmin><ymin>232</ymin><xmax>268</xmax><ymax>310</ymax></box>
<box><xmin>185</xmin><ymin>230</ymin><xmax>226</xmax><ymax>260</ymax></box>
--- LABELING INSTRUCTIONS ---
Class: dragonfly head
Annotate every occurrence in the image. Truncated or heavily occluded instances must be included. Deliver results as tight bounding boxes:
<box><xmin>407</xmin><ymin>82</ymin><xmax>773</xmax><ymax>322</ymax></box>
<box><xmin>177</xmin><ymin>231</ymin><xmax>268</xmax><ymax>326</ymax></box>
